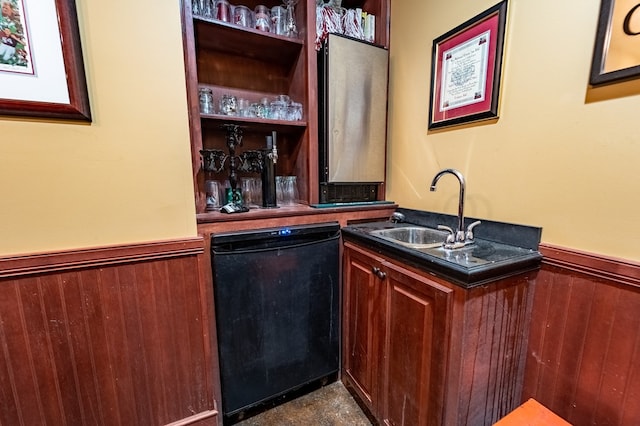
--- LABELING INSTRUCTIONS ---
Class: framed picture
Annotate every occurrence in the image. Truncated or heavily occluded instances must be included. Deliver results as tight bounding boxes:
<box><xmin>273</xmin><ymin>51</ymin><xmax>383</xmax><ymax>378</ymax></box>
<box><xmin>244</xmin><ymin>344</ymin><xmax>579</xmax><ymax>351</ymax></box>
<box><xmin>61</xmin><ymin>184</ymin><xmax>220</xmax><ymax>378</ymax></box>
<box><xmin>0</xmin><ymin>0</ymin><xmax>91</xmax><ymax>121</ymax></box>
<box><xmin>590</xmin><ymin>0</ymin><xmax>640</xmax><ymax>86</ymax></box>
<box><xmin>428</xmin><ymin>1</ymin><xmax>507</xmax><ymax>130</ymax></box>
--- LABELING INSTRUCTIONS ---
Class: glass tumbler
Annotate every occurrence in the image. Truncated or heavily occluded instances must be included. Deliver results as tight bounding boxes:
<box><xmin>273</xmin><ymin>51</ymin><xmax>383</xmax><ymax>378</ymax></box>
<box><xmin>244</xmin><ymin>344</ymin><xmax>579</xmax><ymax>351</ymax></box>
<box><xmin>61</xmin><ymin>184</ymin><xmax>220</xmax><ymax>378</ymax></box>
<box><xmin>215</xmin><ymin>0</ymin><xmax>231</xmax><ymax>22</ymax></box>
<box><xmin>192</xmin><ymin>0</ymin><xmax>203</xmax><ymax>16</ymax></box>
<box><xmin>237</xmin><ymin>98</ymin><xmax>251</xmax><ymax>117</ymax></box>
<box><xmin>288</xmin><ymin>102</ymin><xmax>303</xmax><ymax>121</ymax></box>
<box><xmin>283</xmin><ymin>176</ymin><xmax>299</xmax><ymax>205</ymax></box>
<box><xmin>240</xmin><ymin>178</ymin><xmax>255</xmax><ymax>207</ymax></box>
<box><xmin>276</xmin><ymin>176</ymin><xmax>285</xmax><ymax>205</ymax></box>
<box><xmin>251</xmin><ymin>178</ymin><xmax>262</xmax><ymax>207</ymax></box>
<box><xmin>234</xmin><ymin>5</ymin><xmax>253</xmax><ymax>28</ymax></box>
<box><xmin>220</xmin><ymin>95</ymin><xmax>237</xmax><ymax>115</ymax></box>
<box><xmin>202</xmin><ymin>0</ymin><xmax>214</xmax><ymax>18</ymax></box>
<box><xmin>199</xmin><ymin>88</ymin><xmax>214</xmax><ymax>114</ymax></box>
<box><xmin>205</xmin><ymin>180</ymin><xmax>222</xmax><ymax>211</ymax></box>
<box><xmin>270</xmin><ymin>100</ymin><xmax>287</xmax><ymax>120</ymax></box>
<box><xmin>271</xmin><ymin>6</ymin><xmax>287</xmax><ymax>35</ymax></box>
<box><xmin>254</xmin><ymin>5</ymin><xmax>271</xmax><ymax>32</ymax></box>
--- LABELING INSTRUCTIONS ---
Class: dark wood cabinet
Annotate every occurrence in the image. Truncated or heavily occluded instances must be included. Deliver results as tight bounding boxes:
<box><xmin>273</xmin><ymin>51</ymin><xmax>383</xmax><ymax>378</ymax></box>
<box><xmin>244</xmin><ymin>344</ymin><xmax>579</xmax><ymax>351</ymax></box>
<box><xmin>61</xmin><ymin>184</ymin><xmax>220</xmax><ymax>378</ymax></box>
<box><xmin>382</xmin><ymin>261</ymin><xmax>452</xmax><ymax>426</ymax></box>
<box><xmin>342</xmin><ymin>243</ymin><xmax>385</xmax><ymax>414</ymax></box>
<box><xmin>342</xmin><ymin>242</ymin><xmax>453</xmax><ymax>424</ymax></box>
<box><xmin>342</xmin><ymin>240</ymin><xmax>537</xmax><ymax>426</ymax></box>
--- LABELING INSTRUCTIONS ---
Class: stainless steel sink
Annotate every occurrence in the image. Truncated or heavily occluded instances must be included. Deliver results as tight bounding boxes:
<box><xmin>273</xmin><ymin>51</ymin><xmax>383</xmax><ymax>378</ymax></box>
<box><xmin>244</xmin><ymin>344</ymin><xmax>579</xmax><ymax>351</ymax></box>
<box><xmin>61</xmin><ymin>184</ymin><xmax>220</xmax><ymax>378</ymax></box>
<box><xmin>370</xmin><ymin>226</ymin><xmax>448</xmax><ymax>249</ymax></box>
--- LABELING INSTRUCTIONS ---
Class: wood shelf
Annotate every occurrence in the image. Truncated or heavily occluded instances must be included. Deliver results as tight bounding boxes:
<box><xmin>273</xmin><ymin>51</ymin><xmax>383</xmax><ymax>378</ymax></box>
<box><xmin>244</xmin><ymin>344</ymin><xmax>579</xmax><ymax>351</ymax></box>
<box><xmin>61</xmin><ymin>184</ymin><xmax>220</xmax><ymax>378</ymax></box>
<box><xmin>200</xmin><ymin>113</ymin><xmax>307</xmax><ymax>133</ymax></box>
<box><xmin>194</xmin><ymin>17</ymin><xmax>304</xmax><ymax>66</ymax></box>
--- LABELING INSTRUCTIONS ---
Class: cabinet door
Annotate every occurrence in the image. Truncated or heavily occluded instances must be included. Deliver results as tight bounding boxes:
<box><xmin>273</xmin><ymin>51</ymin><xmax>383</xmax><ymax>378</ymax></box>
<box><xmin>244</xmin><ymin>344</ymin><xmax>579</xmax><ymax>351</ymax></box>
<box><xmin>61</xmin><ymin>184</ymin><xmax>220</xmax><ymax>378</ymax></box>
<box><xmin>342</xmin><ymin>243</ymin><xmax>386</xmax><ymax>416</ymax></box>
<box><xmin>381</xmin><ymin>260</ymin><xmax>453</xmax><ymax>426</ymax></box>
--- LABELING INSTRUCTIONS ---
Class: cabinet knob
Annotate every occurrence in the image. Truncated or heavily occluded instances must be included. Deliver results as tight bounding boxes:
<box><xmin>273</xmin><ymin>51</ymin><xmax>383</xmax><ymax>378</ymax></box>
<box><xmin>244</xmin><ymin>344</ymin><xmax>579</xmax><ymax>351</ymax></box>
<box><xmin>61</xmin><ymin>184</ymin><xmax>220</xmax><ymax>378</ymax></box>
<box><xmin>372</xmin><ymin>267</ymin><xmax>387</xmax><ymax>280</ymax></box>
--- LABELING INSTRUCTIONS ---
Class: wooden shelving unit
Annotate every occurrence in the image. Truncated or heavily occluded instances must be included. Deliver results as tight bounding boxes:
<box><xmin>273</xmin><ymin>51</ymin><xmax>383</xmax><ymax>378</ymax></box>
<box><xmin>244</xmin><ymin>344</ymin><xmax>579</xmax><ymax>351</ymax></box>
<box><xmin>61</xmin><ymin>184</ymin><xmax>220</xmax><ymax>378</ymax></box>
<box><xmin>181</xmin><ymin>0</ymin><xmax>390</xmax><ymax>220</ymax></box>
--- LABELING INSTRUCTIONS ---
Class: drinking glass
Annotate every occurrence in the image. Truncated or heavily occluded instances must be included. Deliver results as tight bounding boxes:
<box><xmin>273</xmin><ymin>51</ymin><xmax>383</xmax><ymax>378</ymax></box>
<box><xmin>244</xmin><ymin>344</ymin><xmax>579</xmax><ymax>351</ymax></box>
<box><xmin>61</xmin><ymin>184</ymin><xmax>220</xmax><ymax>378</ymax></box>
<box><xmin>192</xmin><ymin>0</ymin><xmax>203</xmax><ymax>16</ymax></box>
<box><xmin>254</xmin><ymin>5</ymin><xmax>271</xmax><ymax>32</ymax></box>
<box><xmin>237</xmin><ymin>98</ymin><xmax>251</xmax><ymax>117</ymax></box>
<box><xmin>215</xmin><ymin>0</ymin><xmax>231</xmax><ymax>22</ymax></box>
<box><xmin>251</xmin><ymin>178</ymin><xmax>262</xmax><ymax>207</ymax></box>
<box><xmin>283</xmin><ymin>176</ymin><xmax>299</xmax><ymax>205</ymax></box>
<box><xmin>271</xmin><ymin>6</ymin><xmax>287</xmax><ymax>35</ymax></box>
<box><xmin>202</xmin><ymin>0</ymin><xmax>214</xmax><ymax>18</ymax></box>
<box><xmin>276</xmin><ymin>176</ymin><xmax>285</xmax><ymax>205</ymax></box>
<box><xmin>199</xmin><ymin>88</ymin><xmax>214</xmax><ymax>114</ymax></box>
<box><xmin>241</xmin><ymin>177</ymin><xmax>258</xmax><ymax>208</ymax></box>
<box><xmin>205</xmin><ymin>180</ymin><xmax>222</xmax><ymax>211</ymax></box>
<box><xmin>270</xmin><ymin>100</ymin><xmax>288</xmax><ymax>120</ymax></box>
<box><xmin>234</xmin><ymin>5</ymin><xmax>253</xmax><ymax>28</ymax></box>
<box><xmin>220</xmin><ymin>95</ymin><xmax>237</xmax><ymax>115</ymax></box>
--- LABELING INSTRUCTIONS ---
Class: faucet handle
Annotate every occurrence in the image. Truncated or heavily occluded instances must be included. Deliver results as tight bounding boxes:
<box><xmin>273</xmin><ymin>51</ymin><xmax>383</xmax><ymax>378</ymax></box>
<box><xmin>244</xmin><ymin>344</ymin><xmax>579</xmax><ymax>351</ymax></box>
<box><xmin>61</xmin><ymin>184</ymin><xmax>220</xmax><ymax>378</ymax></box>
<box><xmin>465</xmin><ymin>220</ymin><xmax>481</xmax><ymax>241</ymax></box>
<box><xmin>437</xmin><ymin>225</ymin><xmax>456</xmax><ymax>244</ymax></box>
<box><xmin>389</xmin><ymin>212</ymin><xmax>406</xmax><ymax>223</ymax></box>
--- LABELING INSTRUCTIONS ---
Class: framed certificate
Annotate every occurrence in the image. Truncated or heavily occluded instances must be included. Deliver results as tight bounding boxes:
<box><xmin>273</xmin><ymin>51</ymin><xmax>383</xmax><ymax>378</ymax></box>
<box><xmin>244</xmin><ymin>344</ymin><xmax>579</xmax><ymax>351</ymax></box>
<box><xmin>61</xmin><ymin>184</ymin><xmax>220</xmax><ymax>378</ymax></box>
<box><xmin>428</xmin><ymin>1</ymin><xmax>507</xmax><ymax>130</ymax></box>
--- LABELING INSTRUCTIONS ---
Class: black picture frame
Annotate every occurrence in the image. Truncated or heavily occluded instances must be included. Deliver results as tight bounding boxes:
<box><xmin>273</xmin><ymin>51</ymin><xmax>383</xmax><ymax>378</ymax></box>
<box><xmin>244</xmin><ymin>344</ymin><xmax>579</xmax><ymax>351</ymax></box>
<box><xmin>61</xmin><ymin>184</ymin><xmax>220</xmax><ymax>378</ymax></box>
<box><xmin>590</xmin><ymin>0</ymin><xmax>640</xmax><ymax>86</ymax></box>
<box><xmin>0</xmin><ymin>0</ymin><xmax>91</xmax><ymax>121</ymax></box>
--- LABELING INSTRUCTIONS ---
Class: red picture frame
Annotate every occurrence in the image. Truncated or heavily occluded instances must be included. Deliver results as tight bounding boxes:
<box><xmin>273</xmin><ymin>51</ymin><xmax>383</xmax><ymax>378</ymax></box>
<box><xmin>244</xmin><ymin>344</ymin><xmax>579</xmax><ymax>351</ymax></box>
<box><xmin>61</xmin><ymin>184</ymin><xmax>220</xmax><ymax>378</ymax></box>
<box><xmin>0</xmin><ymin>0</ymin><xmax>91</xmax><ymax>122</ymax></box>
<box><xmin>428</xmin><ymin>1</ymin><xmax>507</xmax><ymax>130</ymax></box>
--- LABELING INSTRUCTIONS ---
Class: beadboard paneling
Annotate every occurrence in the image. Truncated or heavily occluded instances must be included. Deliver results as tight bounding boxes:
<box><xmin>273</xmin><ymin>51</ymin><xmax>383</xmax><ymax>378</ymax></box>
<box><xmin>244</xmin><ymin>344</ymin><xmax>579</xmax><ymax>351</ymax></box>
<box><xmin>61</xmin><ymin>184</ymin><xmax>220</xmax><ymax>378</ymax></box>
<box><xmin>0</xmin><ymin>238</ymin><xmax>219</xmax><ymax>426</ymax></box>
<box><xmin>522</xmin><ymin>245</ymin><xmax>640</xmax><ymax>425</ymax></box>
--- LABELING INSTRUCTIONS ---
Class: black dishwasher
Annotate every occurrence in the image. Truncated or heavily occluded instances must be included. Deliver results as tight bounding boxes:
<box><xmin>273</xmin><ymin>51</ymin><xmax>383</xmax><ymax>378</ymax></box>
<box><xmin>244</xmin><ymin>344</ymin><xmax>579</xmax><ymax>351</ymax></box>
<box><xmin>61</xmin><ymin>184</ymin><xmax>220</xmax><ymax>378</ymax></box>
<box><xmin>211</xmin><ymin>222</ymin><xmax>341</xmax><ymax>423</ymax></box>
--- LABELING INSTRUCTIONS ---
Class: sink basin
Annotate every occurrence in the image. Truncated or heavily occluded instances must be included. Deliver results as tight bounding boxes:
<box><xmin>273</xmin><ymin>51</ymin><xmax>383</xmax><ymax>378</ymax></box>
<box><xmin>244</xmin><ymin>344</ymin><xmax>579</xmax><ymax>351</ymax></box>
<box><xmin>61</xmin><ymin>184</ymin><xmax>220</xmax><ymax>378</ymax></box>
<box><xmin>370</xmin><ymin>226</ymin><xmax>448</xmax><ymax>249</ymax></box>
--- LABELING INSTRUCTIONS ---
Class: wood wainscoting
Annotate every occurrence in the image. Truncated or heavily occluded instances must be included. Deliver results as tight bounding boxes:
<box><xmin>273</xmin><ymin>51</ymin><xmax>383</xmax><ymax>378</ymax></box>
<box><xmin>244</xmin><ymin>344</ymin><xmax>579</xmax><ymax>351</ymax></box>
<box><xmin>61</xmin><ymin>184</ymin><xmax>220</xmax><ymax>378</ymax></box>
<box><xmin>523</xmin><ymin>244</ymin><xmax>640</xmax><ymax>425</ymax></box>
<box><xmin>0</xmin><ymin>237</ymin><xmax>220</xmax><ymax>426</ymax></box>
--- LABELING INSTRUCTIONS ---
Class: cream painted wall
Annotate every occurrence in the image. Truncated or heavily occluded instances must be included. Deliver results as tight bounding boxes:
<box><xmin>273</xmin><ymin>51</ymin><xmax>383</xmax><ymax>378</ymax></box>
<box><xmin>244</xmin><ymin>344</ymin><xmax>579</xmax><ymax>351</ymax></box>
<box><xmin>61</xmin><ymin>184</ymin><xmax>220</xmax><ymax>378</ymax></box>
<box><xmin>387</xmin><ymin>0</ymin><xmax>640</xmax><ymax>261</ymax></box>
<box><xmin>0</xmin><ymin>0</ymin><xmax>196</xmax><ymax>256</ymax></box>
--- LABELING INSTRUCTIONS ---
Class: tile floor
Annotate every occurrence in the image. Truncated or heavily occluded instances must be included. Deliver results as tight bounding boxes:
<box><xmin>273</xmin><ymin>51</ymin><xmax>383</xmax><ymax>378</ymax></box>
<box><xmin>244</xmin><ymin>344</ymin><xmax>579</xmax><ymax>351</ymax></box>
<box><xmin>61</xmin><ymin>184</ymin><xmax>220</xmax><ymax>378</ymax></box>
<box><xmin>233</xmin><ymin>381</ymin><xmax>372</xmax><ymax>426</ymax></box>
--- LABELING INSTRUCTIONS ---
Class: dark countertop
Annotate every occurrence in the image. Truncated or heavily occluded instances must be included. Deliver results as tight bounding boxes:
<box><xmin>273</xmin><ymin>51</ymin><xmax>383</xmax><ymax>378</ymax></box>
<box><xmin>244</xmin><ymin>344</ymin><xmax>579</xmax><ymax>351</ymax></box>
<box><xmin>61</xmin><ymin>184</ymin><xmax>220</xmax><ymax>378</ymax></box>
<box><xmin>341</xmin><ymin>208</ymin><xmax>543</xmax><ymax>289</ymax></box>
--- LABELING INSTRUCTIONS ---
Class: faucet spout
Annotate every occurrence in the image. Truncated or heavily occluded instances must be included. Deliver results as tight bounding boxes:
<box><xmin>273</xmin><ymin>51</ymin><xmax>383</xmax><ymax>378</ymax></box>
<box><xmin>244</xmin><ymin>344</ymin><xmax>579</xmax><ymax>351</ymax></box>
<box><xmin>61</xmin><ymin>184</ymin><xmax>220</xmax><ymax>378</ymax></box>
<box><xmin>430</xmin><ymin>168</ymin><xmax>466</xmax><ymax>242</ymax></box>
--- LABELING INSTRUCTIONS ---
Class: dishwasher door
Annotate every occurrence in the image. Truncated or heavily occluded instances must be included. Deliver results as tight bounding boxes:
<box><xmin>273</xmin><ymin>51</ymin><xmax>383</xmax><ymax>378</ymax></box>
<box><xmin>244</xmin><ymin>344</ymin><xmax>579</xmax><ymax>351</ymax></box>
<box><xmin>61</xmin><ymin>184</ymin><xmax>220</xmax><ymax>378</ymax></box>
<box><xmin>211</xmin><ymin>222</ymin><xmax>341</xmax><ymax>421</ymax></box>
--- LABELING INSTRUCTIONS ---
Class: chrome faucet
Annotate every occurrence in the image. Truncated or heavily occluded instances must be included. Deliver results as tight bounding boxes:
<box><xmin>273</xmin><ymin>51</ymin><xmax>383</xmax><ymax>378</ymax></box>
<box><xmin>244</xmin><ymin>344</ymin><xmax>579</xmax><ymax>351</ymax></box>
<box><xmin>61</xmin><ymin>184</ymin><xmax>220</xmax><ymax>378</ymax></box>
<box><xmin>429</xmin><ymin>168</ymin><xmax>480</xmax><ymax>249</ymax></box>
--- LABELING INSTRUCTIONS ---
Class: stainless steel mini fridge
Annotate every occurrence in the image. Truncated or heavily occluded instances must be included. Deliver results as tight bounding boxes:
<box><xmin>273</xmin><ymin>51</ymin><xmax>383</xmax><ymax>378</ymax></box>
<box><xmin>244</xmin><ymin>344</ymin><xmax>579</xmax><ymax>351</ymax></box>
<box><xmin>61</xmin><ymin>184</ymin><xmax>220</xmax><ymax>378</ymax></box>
<box><xmin>318</xmin><ymin>33</ymin><xmax>389</xmax><ymax>204</ymax></box>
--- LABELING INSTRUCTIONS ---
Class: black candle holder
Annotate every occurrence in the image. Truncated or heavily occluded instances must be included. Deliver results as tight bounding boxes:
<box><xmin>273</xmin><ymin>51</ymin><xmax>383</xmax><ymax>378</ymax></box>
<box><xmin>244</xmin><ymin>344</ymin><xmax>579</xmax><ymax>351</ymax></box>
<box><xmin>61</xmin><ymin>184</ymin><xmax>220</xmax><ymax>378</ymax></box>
<box><xmin>199</xmin><ymin>124</ymin><xmax>270</xmax><ymax>208</ymax></box>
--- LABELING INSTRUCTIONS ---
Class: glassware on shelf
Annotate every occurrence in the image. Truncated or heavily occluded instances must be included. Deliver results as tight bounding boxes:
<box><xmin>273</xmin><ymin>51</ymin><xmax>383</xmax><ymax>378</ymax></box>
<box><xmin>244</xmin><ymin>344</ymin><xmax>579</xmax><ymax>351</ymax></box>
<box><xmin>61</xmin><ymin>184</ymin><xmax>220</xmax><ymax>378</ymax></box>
<box><xmin>256</xmin><ymin>97</ymin><xmax>271</xmax><ymax>119</ymax></box>
<box><xmin>271</xmin><ymin>6</ymin><xmax>287</xmax><ymax>35</ymax></box>
<box><xmin>283</xmin><ymin>175</ymin><xmax>299</xmax><ymax>205</ymax></box>
<box><xmin>202</xmin><ymin>0</ymin><xmax>214</xmax><ymax>18</ymax></box>
<box><xmin>275</xmin><ymin>175</ymin><xmax>299</xmax><ymax>205</ymax></box>
<box><xmin>233</xmin><ymin>5</ymin><xmax>253</xmax><ymax>28</ymax></box>
<box><xmin>215</xmin><ymin>0</ymin><xmax>231</xmax><ymax>22</ymax></box>
<box><xmin>288</xmin><ymin>102</ymin><xmax>303</xmax><ymax>121</ymax></box>
<box><xmin>240</xmin><ymin>177</ymin><xmax>262</xmax><ymax>208</ymax></box>
<box><xmin>199</xmin><ymin>87</ymin><xmax>214</xmax><ymax>114</ymax></box>
<box><xmin>270</xmin><ymin>100</ymin><xmax>288</xmax><ymax>120</ymax></box>
<box><xmin>283</xmin><ymin>0</ymin><xmax>298</xmax><ymax>37</ymax></box>
<box><xmin>220</xmin><ymin>95</ymin><xmax>238</xmax><ymax>115</ymax></box>
<box><xmin>237</xmin><ymin>98</ymin><xmax>251</xmax><ymax>117</ymax></box>
<box><xmin>254</xmin><ymin>5</ymin><xmax>271</xmax><ymax>32</ymax></box>
<box><xmin>251</xmin><ymin>178</ymin><xmax>262</xmax><ymax>206</ymax></box>
<box><xmin>192</xmin><ymin>0</ymin><xmax>202</xmax><ymax>16</ymax></box>
<box><xmin>205</xmin><ymin>180</ymin><xmax>223</xmax><ymax>210</ymax></box>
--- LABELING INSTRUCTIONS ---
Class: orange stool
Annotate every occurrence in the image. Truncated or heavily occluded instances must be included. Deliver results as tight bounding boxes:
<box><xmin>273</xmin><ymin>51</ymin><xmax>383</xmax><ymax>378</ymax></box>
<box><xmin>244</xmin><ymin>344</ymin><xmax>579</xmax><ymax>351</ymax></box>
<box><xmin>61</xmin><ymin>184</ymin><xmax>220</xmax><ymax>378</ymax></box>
<box><xmin>494</xmin><ymin>398</ymin><xmax>572</xmax><ymax>425</ymax></box>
